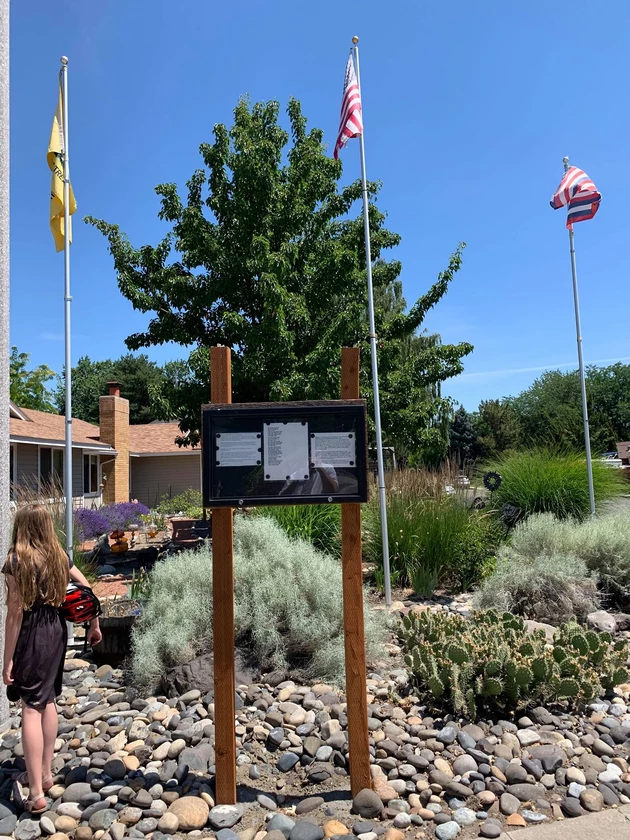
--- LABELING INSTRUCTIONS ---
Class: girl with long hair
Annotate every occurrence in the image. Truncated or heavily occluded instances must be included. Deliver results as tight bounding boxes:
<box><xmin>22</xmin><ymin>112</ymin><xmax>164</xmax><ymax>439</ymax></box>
<box><xmin>2</xmin><ymin>505</ymin><xmax>101</xmax><ymax>813</ymax></box>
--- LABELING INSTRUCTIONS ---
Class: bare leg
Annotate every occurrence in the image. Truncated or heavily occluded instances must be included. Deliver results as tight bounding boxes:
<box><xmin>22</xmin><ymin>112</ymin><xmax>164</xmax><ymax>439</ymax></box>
<box><xmin>41</xmin><ymin>702</ymin><xmax>58</xmax><ymax>784</ymax></box>
<box><xmin>21</xmin><ymin>703</ymin><xmax>45</xmax><ymax>801</ymax></box>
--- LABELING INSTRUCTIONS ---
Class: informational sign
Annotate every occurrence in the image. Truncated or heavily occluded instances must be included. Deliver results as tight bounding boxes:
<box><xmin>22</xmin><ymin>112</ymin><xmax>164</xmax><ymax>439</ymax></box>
<box><xmin>215</xmin><ymin>432</ymin><xmax>261</xmax><ymax>467</ymax></box>
<box><xmin>311</xmin><ymin>432</ymin><xmax>356</xmax><ymax>468</ymax></box>
<box><xmin>202</xmin><ymin>401</ymin><xmax>368</xmax><ymax>507</ymax></box>
<box><xmin>263</xmin><ymin>422</ymin><xmax>309</xmax><ymax>481</ymax></box>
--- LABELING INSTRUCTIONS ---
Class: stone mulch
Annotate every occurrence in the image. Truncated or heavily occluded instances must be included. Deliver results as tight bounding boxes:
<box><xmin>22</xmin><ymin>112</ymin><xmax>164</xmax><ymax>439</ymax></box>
<box><xmin>1</xmin><ymin>638</ymin><xmax>630</xmax><ymax>840</ymax></box>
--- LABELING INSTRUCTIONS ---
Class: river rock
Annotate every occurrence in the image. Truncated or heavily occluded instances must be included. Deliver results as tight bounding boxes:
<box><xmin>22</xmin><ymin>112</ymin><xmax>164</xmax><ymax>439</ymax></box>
<box><xmin>208</xmin><ymin>804</ymin><xmax>244</xmax><ymax>831</ymax></box>
<box><xmin>166</xmin><ymin>798</ymin><xmax>210</xmax><ymax>831</ymax></box>
<box><xmin>353</xmin><ymin>790</ymin><xmax>384</xmax><ymax>819</ymax></box>
<box><xmin>289</xmin><ymin>823</ymin><xmax>325</xmax><ymax>840</ymax></box>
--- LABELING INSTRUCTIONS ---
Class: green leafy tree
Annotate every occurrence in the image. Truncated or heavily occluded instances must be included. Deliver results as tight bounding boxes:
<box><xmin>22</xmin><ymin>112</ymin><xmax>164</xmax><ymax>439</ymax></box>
<box><xmin>511</xmin><ymin>364</ymin><xmax>630</xmax><ymax>454</ymax></box>
<box><xmin>449</xmin><ymin>405</ymin><xmax>479</xmax><ymax>467</ymax></box>
<box><xmin>86</xmin><ymin>98</ymin><xmax>472</xmax><ymax>452</ymax></box>
<box><xmin>10</xmin><ymin>346</ymin><xmax>56</xmax><ymax>412</ymax></box>
<box><xmin>54</xmin><ymin>353</ymin><xmax>173</xmax><ymax>425</ymax></box>
<box><xmin>476</xmin><ymin>399</ymin><xmax>521</xmax><ymax>459</ymax></box>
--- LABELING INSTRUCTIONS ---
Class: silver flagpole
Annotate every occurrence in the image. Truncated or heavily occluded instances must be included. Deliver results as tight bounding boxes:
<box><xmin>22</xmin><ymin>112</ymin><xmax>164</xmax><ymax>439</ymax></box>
<box><xmin>563</xmin><ymin>156</ymin><xmax>596</xmax><ymax>518</ymax></box>
<box><xmin>351</xmin><ymin>37</ymin><xmax>392</xmax><ymax>606</ymax></box>
<box><xmin>61</xmin><ymin>56</ymin><xmax>74</xmax><ymax>558</ymax></box>
<box><xmin>0</xmin><ymin>0</ymin><xmax>11</xmax><ymax>728</ymax></box>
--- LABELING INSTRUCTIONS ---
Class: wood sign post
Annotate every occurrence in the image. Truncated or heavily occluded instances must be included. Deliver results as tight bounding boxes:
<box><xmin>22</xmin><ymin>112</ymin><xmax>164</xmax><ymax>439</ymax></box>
<box><xmin>210</xmin><ymin>346</ymin><xmax>237</xmax><ymax>805</ymax></box>
<box><xmin>340</xmin><ymin>348</ymin><xmax>372</xmax><ymax>796</ymax></box>
<box><xmin>208</xmin><ymin>346</ymin><xmax>372</xmax><ymax>804</ymax></box>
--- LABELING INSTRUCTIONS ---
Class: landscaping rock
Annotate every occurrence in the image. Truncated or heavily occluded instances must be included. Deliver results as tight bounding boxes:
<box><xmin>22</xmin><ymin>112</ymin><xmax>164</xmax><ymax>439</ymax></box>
<box><xmin>15</xmin><ymin>821</ymin><xmax>42</xmax><ymax>840</ymax></box>
<box><xmin>353</xmin><ymin>790</ymin><xmax>384</xmax><ymax>819</ymax></box>
<box><xmin>267</xmin><ymin>815</ymin><xmax>297</xmax><ymax>837</ymax></box>
<box><xmin>434</xmin><ymin>822</ymin><xmax>461</xmax><ymax>840</ymax></box>
<box><xmin>169</xmin><ymin>798</ymin><xmax>211</xmax><ymax>831</ymax></box>
<box><xmin>296</xmin><ymin>798</ymin><xmax>325</xmax><ymax>816</ymax></box>
<box><xmin>289</xmin><ymin>823</ymin><xmax>325</xmax><ymax>840</ymax></box>
<box><xmin>561</xmin><ymin>798</ymin><xmax>585</xmax><ymax>818</ymax></box>
<box><xmin>587</xmin><ymin>611</ymin><xmax>617</xmax><ymax>633</ymax></box>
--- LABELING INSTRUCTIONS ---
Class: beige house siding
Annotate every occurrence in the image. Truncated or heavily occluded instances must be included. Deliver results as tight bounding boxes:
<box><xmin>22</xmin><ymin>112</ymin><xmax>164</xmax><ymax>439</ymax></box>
<box><xmin>72</xmin><ymin>451</ymin><xmax>83</xmax><ymax>497</ymax></box>
<box><xmin>131</xmin><ymin>454</ymin><xmax>201</xmax><ymax>509</ymax></box>
<box><xmin>15</xmin><ymin>443</ymin><xmax>38</xmax><ymax>488</ymax></box>
<box><xmin>15</xmin><ymin>444</ymin><xmax>93</xmax><ymax>499</ymax></box>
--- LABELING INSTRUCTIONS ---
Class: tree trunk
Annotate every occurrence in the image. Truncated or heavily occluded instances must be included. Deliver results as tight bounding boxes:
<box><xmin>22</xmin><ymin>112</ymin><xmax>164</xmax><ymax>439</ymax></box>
<box><xmin>0</xmin><ymin>0</ymin><xmax>10</xmax><ymax>729</ymax></box>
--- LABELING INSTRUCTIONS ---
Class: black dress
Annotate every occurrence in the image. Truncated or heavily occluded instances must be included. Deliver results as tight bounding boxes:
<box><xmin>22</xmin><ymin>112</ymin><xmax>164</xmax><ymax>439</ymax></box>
<box><xmin>2</xmin><ymin>554</ymin><xmax>71</xmax><ymax>709</ymax></box>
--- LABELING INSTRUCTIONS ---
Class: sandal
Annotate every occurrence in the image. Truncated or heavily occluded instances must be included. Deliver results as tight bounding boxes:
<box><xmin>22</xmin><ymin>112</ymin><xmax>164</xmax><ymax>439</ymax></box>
<box><xmin>23</xmin><ymin>795</ymin><xmax>47</xmax><ymax>815</ymax></box>
<box><xmin>11</xmin><ymin>772</ymin><xmax>54</xmax><ymax>792</ymax></box>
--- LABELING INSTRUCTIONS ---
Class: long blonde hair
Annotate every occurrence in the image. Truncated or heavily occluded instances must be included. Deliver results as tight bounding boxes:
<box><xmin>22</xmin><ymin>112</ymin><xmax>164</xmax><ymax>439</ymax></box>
<box><xmin>8</xmin><ymin>505</ymin><xmax>69</xmax><ymax>609</ymax></box>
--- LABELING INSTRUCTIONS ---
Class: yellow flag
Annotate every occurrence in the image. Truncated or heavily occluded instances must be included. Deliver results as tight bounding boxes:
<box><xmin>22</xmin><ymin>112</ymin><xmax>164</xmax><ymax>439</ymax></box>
<box><xmin>47</xmin><ymin>82</ymin><xmax>76</xmax><ymax>252</ymax></box>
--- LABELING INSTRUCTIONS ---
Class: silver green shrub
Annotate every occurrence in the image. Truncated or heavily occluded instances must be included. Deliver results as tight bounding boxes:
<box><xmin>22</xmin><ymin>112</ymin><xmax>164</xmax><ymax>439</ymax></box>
<box><xmin>473</xmin><ymin>549</ymin><xmax>599</xmax><ymax>624</ymax></box>
<box><xmin>503</xmin><ymin>510</ymin><xmax>630</xmax><ymax>606</ymax></box>
<box><xmin>131</xmin><ymin>515</ymin><xmax>389</xmax><ymax>690</ymax></box>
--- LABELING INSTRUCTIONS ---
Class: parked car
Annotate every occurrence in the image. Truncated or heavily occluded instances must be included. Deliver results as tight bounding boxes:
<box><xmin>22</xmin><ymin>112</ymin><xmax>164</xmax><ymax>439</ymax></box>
<box><xmin>599</xmin><ymin>452</ymin><xmax>623</xmax><ymax>468</ymax></box>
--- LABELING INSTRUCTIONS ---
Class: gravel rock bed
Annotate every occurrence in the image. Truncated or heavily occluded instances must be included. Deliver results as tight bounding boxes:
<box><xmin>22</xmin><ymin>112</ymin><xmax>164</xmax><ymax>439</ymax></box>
<box><xmin>0</xmin><ymin>650</ymin><xmax>630</xmax><ymax>840</ymax></box>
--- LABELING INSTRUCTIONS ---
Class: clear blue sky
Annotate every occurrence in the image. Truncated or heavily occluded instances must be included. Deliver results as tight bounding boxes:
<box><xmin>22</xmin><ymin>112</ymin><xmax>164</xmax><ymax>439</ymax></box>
<box><xmin>10</xmin><ymin>1</ymin><xmax>630</xmax><ymax>410</ymax></box>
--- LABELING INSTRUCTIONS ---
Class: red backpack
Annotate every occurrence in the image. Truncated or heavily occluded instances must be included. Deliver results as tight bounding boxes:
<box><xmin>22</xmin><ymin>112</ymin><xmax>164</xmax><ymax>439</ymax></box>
<box><xmin>59</xmin><ymin>582</ymin><xmax>101</xmax><ymax>624</ymax></box>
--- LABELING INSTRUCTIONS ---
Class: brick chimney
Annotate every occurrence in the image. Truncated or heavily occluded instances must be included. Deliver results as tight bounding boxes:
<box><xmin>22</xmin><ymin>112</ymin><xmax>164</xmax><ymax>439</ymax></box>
<box><xmin>99</xmin><ymin>382</ymin><xmax>130</xmax><ymax>503</ymax></box>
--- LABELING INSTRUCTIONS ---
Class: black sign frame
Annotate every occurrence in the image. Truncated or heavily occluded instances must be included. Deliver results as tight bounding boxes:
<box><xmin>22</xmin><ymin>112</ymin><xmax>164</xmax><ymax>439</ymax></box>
<box><xmin>202</xmin><ymin>400</ymin><xmax>368</xmax><ymax>508</ymax></box>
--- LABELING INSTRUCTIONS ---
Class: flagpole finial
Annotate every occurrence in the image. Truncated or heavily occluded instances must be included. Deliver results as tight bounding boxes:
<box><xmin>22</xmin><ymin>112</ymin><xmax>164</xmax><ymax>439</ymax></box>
<box><xmin>563</xmin><ymin>156</ymin><xmax>570</xmax><ymax>170</ymax></box>
<box><xmin>60</xmin><ymin>56</ymin><xmax>68</xmax><ymax>65</ymax></box>
<box><xmin>352</xmin><ymin>35</ymin><xmax>359</xmax><ymax>44</ymax></box>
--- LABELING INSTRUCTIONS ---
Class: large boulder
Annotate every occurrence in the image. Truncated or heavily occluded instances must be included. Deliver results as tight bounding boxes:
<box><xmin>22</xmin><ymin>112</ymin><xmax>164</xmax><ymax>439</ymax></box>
<box><xmin>587</xmin><ymin>611</ymin><xmax>617</xmax><ymax>633</ymax></box>
<box><xmin>160</xmin><ymin>652</ymin><xmax>254</xmax><ymax>698</ymax></box>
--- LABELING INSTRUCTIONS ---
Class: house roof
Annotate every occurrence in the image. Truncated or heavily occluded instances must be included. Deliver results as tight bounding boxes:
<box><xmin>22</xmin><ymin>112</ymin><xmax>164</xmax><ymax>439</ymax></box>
<box><xmin>9</xmin><ymin>403</ymin><xmax>198</xmax><ymax>456</ymax></box>
<box><xmin>129</xmin><ymin>422</ymin><xmax>200</xmax><ymax>456</ymax></box>
<box><xmin>10</xmin><ymin>407</ymin><xmax>113</xmax><ymax>450</ymax></box>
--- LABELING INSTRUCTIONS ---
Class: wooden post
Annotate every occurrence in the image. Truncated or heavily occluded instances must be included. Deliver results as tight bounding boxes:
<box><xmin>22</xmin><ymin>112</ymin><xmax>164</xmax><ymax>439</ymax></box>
<box><xmin>341</xmin><ymin>347</ymin><xmax>372</xmax><ymax>796</ymax></box>
<box><xmin>210</xmin><ymin>347</ymin><xmax>237</xmax><ymax>805</ymax></box>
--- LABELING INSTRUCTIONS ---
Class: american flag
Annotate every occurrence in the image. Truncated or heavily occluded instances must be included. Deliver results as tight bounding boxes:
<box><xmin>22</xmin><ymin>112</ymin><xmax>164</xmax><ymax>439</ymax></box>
<box><xmin>550</xmin><ymin>166</ymin><xmax>602</xmax><ymax>229</ymax></box>
<box><xmin>334</xmin><ymin>54</ymin><xmax>363</xmax><ymax>160</ymax></box>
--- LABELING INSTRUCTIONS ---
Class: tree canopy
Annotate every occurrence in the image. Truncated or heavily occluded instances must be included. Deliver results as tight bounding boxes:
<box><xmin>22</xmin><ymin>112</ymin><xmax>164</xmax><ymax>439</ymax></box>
<box><xmin>448</xmin><ymin>362</ymin><xmax>630</xmax><ymax>465</ymax></box>
<box><xmin>54</xmin><ymin>354</ymin><xmax>175</xmax><ymax>426</ymax></box>
<box><xmin>510</xmin><ymin>364</ymin><xmax>630</xmax><ymax>453</ymax></box>
<box><xmin>10</xmin><ymin>347</ymin><xmax>56</xmax><ymax>412</ymax></box>
<box><xmin>87</xmin><ymin>97</ymin><xmax>472</xmax><ymax>455</ymax></box>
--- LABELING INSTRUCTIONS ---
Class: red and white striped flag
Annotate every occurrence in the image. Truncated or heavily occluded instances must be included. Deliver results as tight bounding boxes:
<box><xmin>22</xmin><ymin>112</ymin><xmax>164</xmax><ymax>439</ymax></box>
<box><xmin>550</xmin><ymin>166</ymin><xmax>602</xmax><ymax>229</ymax></box>
<box><xmin>334</xmin><ymin>55</ymin><xmax>363</xmax><ymax>160</ymax></box>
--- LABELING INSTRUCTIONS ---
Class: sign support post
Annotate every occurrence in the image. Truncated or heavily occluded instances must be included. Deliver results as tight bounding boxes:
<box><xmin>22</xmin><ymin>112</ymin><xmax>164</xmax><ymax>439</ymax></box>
<box><xmin>210</xmin><ymin>346</ymin><xmax>237</xmax><ymax>805</ymax></box>
<box><xmin>206</xmin><ymin>346</ymin><xmax>371</xmax><ymax>802</ymax></box>
<box><xmin>341</xmin><ymin>347</ymin><xmax>372</xmax><ymax>795</ymax></box>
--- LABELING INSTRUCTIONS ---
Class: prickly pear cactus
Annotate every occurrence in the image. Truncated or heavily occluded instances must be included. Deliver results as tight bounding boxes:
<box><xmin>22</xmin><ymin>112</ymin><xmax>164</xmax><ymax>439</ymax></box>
<box><xmin>400</xmin><ymin>608</ymin><xmax>629</xmax><ymax>718</ymax></box>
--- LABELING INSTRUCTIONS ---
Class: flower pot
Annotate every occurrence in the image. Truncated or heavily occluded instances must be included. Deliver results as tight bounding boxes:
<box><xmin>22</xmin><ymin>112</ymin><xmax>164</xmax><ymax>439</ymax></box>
<box><xmin>92</xmin><ymin>599</ymin><xmax>142</xmax><ymax>666</ymax></box>
<box><xmin>92</xmin><ymin>614</ymin><xmax>136</xmax><ymax>666</ymax></box>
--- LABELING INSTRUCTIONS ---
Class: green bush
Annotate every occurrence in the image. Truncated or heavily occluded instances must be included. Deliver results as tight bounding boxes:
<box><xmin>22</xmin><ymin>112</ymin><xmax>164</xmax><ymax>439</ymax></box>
<box><xmin>156</xmin><ymin>488</ymin><xmax>203</xmax><ymax>519</ymax></box>
<box><xmin>401</xmin><ymin>608</ymin><xmax>627</xmax><ymax>718</ymax></box>
<box><xmin>473</xmin><ymin>547</ymin><xmax>599</xmax><ymax>624</ymax></box>
<box><xmin>488</xmin><ymin>510</ymin><xmax>630</xmax><ymax>610</ymax></box>
<box><xmin>254</xmin><ymin>505</ymin><xmax>341</xmax><ymax>556</ymax></box>
<box><xmin>488</xmin><ymin>449</ymin><xmax>625</xmax><ymax>521</ymax></box>
<box><xmin>365</xmin><ymin>481</ymin><xmax>503</xmax><ymax>596</ymax></box>
<box><xmin>131</xmin><ymin>515</ymin><xmax>389</xmax><ymax>691</ymax></box>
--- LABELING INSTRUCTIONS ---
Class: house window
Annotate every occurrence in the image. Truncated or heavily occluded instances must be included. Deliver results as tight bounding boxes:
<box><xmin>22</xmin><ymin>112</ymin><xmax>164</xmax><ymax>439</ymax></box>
<box><xmin>9</xmin><ymin>445</ymin><xmax>15</xmax><ymax>500</ymax></box>
<box><xmin>84</xmin><ymin>454</ymin><xmax>99</xmax><ymax>494</ymax></box>
<box><xmin>39</xmin><ymin>447</ymin><xmax>64</xmax><ymax>489</ymax></box>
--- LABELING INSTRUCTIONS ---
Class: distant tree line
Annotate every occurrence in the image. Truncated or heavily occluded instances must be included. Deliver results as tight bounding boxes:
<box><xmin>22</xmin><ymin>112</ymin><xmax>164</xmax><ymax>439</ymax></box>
<box><xmin>449</xmin><ymin>363</ymin><xmax>630</xmax><ymax>466</ymax></box>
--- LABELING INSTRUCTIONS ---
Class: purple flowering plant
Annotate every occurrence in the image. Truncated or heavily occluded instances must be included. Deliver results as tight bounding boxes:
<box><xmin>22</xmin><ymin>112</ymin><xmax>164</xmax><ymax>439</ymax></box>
<box><xmin>74</xmin><ymin>502</ymin><xmax>150</xmax><ymax>540</ymax></box>
<box><xmin>74</xmin><ymin>508</ymin><xmax>110</xmax><ymax>541</ymax></box>
<box><xmin>102</xmin><ymin>502</ymin><xmax>150</xmax><ymax>532</ymax></box>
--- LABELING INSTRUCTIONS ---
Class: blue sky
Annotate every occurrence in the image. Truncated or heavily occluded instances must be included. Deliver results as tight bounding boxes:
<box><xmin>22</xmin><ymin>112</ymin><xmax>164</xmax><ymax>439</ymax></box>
<box><xmin>10</xmin><ymin>1</ymin><xmax>630</xmax><ymax>410</ymax></box>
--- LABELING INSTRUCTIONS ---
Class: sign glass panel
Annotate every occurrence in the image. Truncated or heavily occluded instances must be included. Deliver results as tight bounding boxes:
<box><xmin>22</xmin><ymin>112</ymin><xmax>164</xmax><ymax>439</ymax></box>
<box><xmin>203</xmin><ymin>401</ymin><xmax>368</xmax><ymax>507</ymax></box>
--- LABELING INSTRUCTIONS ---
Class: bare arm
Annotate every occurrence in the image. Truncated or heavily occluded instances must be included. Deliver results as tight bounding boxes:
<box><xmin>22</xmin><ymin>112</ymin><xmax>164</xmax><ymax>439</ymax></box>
<box><xmin>3</xmin><ymin>575</ymin><xmax>23</xmax><ymax>684</ymax></box>
<box><xmin>69</xmin><ymin>564</ymin><xmax>91</xmax><ymax>588</ymax></box>
<box><xmin>68</xmin><ymin>565</ymin><xmax>102</xmax><ymax>647</ymax></box>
